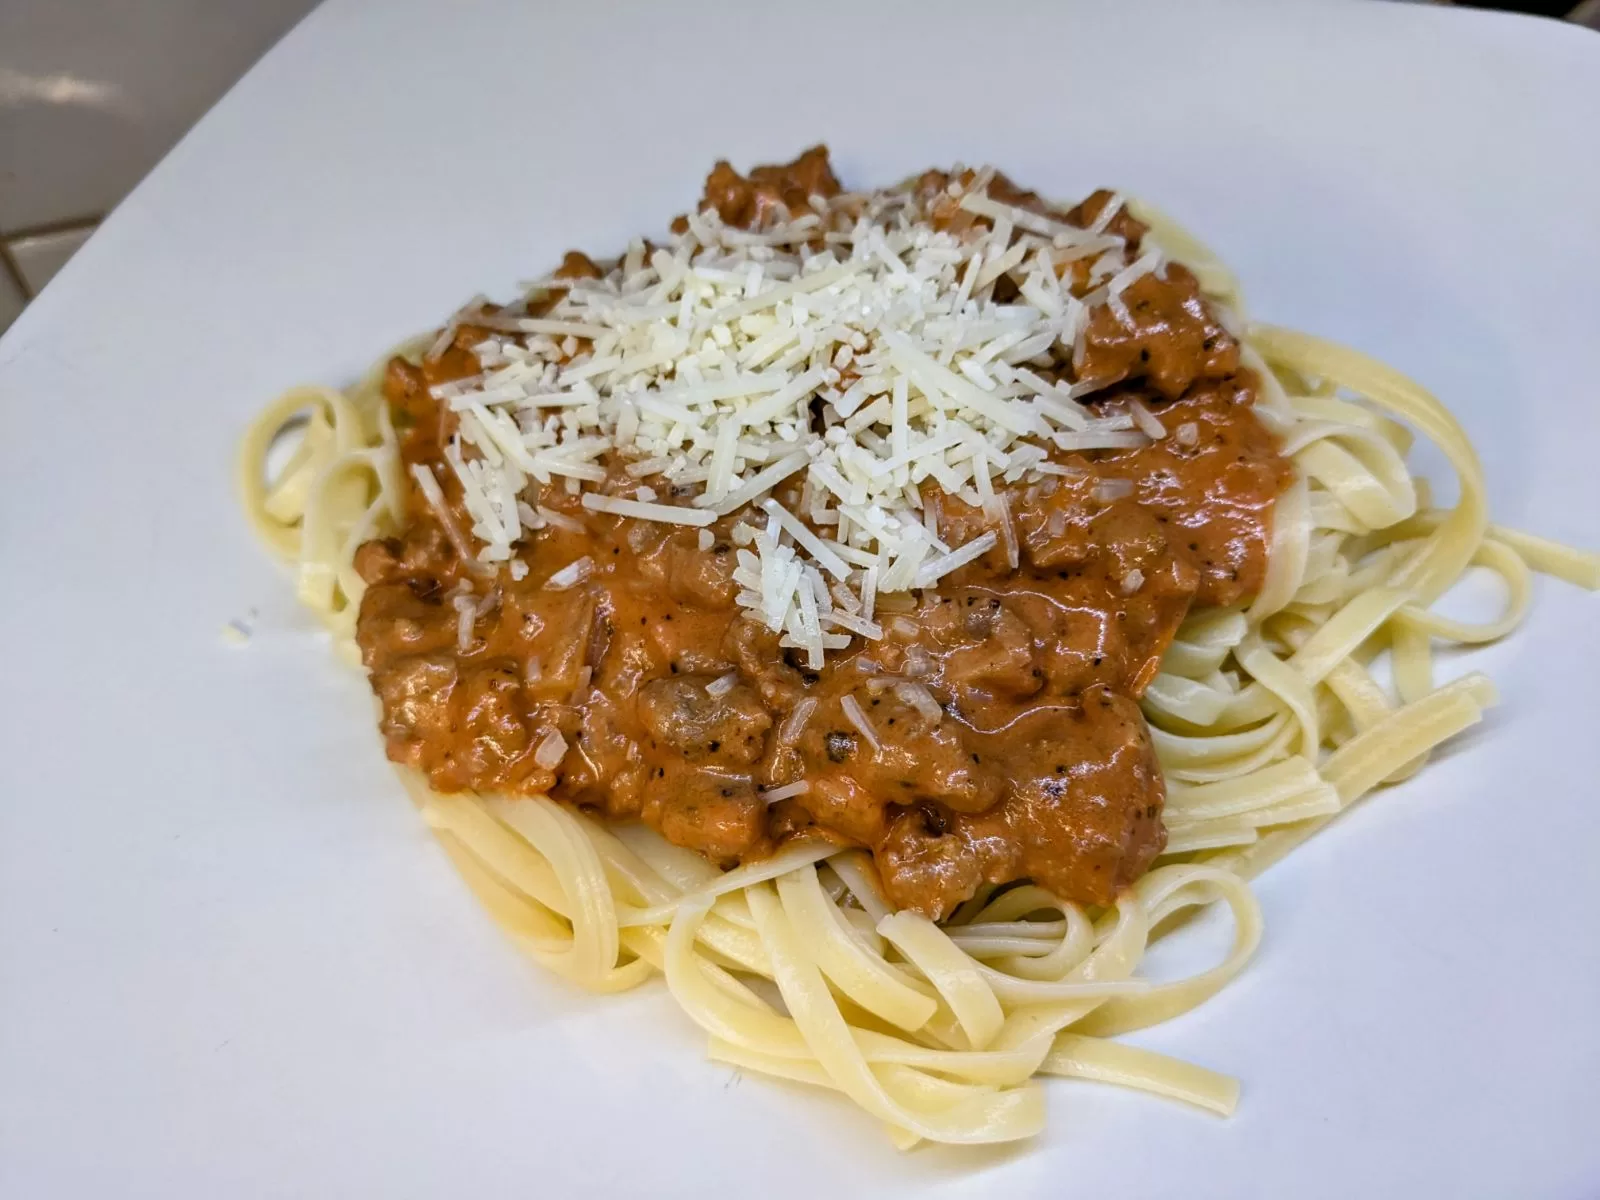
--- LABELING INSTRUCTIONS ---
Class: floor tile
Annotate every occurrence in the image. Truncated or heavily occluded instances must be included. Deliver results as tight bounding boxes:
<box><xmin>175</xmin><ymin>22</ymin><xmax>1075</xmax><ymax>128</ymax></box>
<box><xmin>8</xmin><ymin>224</ymin><xmax>94</xmax><ymax>295</ymax></box>
<box><xmin>0</xmin><ymin>0</ymin><xmax>319</xmax><ymax>230</ymax></box>
<box><xmin>0</xmin><ymin>269</ymin><xmax>23</xmax><ymax>335</ymax></box>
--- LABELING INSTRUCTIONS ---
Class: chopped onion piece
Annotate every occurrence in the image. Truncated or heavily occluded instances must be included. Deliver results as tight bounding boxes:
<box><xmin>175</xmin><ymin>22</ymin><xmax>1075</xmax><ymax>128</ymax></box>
<box><xmin>895</xmin><ymin>682</ymin><xmax>945</xmax><ymax>724</ymax></box>
<box><xmin>534</xmin><ymin>728</ymin><xmax>568</xmax><ymax>769</ymax></box>
<box><xmin>777</xmin><ymin>697</ymin><xmax>818</xmax><ymax>746</ymax></box>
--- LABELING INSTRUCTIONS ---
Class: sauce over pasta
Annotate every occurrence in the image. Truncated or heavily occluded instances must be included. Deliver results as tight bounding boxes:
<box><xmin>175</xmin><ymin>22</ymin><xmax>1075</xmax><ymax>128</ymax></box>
<box><xmin>352</xmin><ymin>149</ymin><xmax>1291</xmax><ymax>919</ymax></box>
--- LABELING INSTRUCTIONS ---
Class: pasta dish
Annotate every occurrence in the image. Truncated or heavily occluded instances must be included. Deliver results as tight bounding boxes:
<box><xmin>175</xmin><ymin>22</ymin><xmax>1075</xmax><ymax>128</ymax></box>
<box><xmin>239</xmin><ymin>148</ymin><xmax>1596</xmax><ymax>1146</ymax></box>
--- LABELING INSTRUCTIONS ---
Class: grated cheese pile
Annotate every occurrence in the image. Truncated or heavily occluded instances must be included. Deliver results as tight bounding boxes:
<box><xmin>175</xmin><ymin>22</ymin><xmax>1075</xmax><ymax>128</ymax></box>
<box><xmin>426</xmin><ymin>169</ymin><xmax>1173</xmax><ymax>667</ymax></box>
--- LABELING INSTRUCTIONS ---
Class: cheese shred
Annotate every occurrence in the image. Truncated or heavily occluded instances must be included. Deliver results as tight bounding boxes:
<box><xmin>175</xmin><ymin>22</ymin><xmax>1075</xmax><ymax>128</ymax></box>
<box><xmin>405</xmin><ymin>171</ymin><xmax>1177</xmax><ymax>648</ymax></box>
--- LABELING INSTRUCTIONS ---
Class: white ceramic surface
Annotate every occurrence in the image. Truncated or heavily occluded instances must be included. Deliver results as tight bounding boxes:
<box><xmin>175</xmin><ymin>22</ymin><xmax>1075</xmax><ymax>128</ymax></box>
<box><xmin>2</xmin><ymin>2</ymin><xmax>1597</xmax><ymax>1197</ymax></box>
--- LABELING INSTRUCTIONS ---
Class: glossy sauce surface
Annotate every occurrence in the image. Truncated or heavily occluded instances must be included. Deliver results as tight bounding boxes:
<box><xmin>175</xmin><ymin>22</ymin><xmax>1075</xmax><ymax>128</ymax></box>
<box><xmin>354</xmin><ymin>150</ymin><xmax>1292</xmax><ymax>918</ymax></box>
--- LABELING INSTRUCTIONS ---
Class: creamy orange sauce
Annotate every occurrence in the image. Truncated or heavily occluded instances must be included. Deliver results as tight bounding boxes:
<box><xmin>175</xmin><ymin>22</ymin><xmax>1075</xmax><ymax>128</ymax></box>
<box><xmin>353</xmin><ymin>149</ymin><xmax>1292</xmax><ymax>919</ymax></box>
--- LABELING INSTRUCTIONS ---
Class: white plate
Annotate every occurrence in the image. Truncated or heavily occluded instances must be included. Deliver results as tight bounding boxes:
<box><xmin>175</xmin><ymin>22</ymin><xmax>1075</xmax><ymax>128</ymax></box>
<box><xmin>2</xmin><ymin>2</ymin><xmax>1597</xmax><ymax>1196</ymax></box>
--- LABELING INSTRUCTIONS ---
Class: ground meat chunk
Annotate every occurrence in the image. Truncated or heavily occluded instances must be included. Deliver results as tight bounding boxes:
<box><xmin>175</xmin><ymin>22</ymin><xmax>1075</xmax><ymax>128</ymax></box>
<box><xmin>996</xmin><ymin>689</ymin><xmax>1167</xmax><ymax>906</ymax></box>
<box><xmin>556</xmin><ymin>250</ymin><xmax>603</xmax><ymax>280</ymax></box>
<box><xmin>723</xmin><ymin>619</ymin><xmax>806</xmax><ymax>710</ymax></box>
<box><xmin>872</xmin><ymin>688</ymin><xmax>1165</xmax><ymax>918</ymax></box>
<box><xmin>355</xmin><ymin>581</ymin><xmax>461</xmax><ymax>667</ymax></box>
<box><xmin>373</xmin><ymin>653</ymin><xmax>458</xmax><ymax>771</ymax></box>
<box><xmin>667</xmin><ymin>540</ymin><xmax>737</xmax><ymax>610</ymax></box>
<box><xmin>637</xmin><ymin>675</ymin><xmax>771</xmax><ymax>764</ymax></box>
<box><xmin>875</xmin><ymin>806</ymin><xmax>1018</xmax><ymax>920</ymax></box>
<box><xmin>701</xmin><ymin>144</ymin><xmax>840</xmax><ymax>228</ymax></box>
<box><xmin>1063</xmin><ymin>188</ymin><xmax>1148</xmax><ymax>249</ymax></box>
<box><xmin>943</xmin><ymin>602</ymin><xmax>1042</xmax><ymax>700</ymax></box>
<box><xmin>382</xmin><ymin>356</ymin><xmax>434</xmax><ymax>427</ymax></box>
<box><xmin>647</xmin><ymin>768</ymin><xmax>765</xmax><ymax>862</ymax></box>
<box><xmin>1014</xmin><ymin>503</ymin><xmax>1096</xmax><ymax>571</ymax></box>
<box><xmin>806</xmin><ymin>695</ymin><xmax>1005</xmax><ymax>816</ymax></box>
<box><xmin>870</xmin><ymin>714</ymin><xmax>1005</xmax><ymax>813</ymax></box>
<box><xmin>449</xmin><ymin>659</ymin><xmax>533</xmax><ymax>785</ymax></box>
<box><xmin>353</xmin><ymin>538</ymin><xmax>405</xmax><ymax>587</ymax></box>
<box><xmin>1075</xmin><ymin>265</ymin><xmax>1238</xmax><ymax>400</ymax></box>
<box><xmin>563</xmin><ymin>694</ymin><xmax>647</xmax><ymax>819</ymax></box>
<box><xmin>801</xmin><ymin>774</ymin><xmax>889</xmax><ymax>845</ymax></box>
<box><xmin>1087</xmin><ymin>502</ymin><xmax>1165</xmax><ymax>579</ymax></box>
<box><xmin>355</xmin><ymin>524</ymin><xmax>454</xmax><ymax>589</ymax></box>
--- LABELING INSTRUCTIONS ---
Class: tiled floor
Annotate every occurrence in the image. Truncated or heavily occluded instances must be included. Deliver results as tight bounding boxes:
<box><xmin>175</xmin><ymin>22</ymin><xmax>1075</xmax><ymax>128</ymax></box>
<box><xmin>0</xmin><ymin>0</ymin><xmax>1595</xmax><ymax>336</ymax></box>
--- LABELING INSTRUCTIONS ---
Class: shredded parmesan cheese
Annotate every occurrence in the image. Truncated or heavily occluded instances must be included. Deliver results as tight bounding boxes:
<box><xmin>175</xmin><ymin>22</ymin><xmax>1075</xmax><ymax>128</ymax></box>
<box><xmin>839</xmin><ymin>694</ymin><xmax>880</xmax><ymax>752</ymax></box>
<box><xmin>536</xmin><ymin>505</ymin><xmax>584</xmax><ymax>533</ymax></box>
<box><xmin>544</xmin><ymin>556</ymin><xmax>594</xmax><ymax>590</ymax></box>
<box><xmin>914</xmin><ymin>531</ymin><xmax>998</xmax><ymax>587</ymax></box>
<box><xmin>1127</xmin><ymin>398</ymin><xmax>1167</xmax><ymax>440</ymax></box>
<box><xmin>761</xmin><ymin>780</ymin><xmax>812</xmax><ymax>804</ymax></box>
<box><xmin>582</xmin><ymin>492</ymin><xmax>715</xmax><ymax>526</ymax></box>
<box><xmin>419</xmin><ymin>169</ymin><xmax>1163</xmax><ymax>655</ymax></box>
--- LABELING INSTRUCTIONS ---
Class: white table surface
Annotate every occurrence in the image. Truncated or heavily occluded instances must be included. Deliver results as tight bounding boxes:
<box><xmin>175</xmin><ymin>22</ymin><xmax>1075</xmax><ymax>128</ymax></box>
<box><xmin>2</xmin><ymin>2</ymin><xmax>1597</xmax><ymax>1196</ymax></box>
